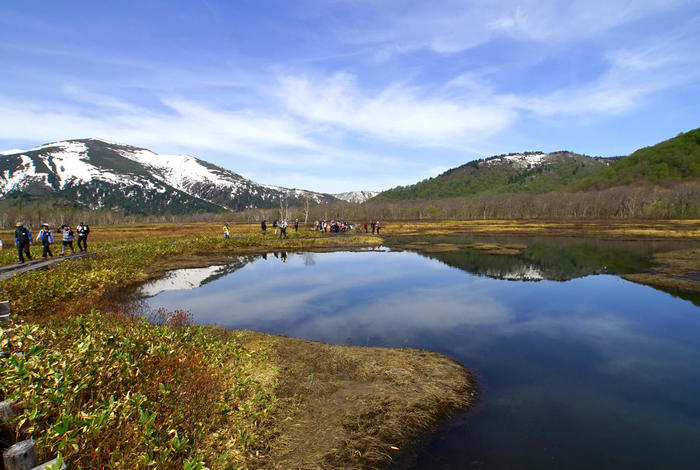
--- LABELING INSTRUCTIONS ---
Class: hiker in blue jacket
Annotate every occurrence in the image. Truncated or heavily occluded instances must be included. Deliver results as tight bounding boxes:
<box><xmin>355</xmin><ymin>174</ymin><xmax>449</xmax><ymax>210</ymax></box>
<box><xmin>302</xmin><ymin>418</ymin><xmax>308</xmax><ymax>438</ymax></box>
<box><xmin>36</xmin><ymin>223</ymin><xmax>54</xmax><ymax>258</ymax></box>
<box><xmin>14</xmin><ymin>222</ymin><xmax>32</xmax><ymax>263</ymax></box>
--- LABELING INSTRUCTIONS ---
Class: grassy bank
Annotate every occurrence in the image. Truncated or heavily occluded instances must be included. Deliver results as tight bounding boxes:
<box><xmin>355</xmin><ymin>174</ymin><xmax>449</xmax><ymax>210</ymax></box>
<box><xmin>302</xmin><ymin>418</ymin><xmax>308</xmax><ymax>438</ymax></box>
<box><xmin>623</xmin><ymin>248</ymin><xmax>700</xmax><ymax>296</ymax></box>
<box><xmin>0</xmin><ymin>228</ymin><xmax>474</xmax><ymax>469</ymax></box>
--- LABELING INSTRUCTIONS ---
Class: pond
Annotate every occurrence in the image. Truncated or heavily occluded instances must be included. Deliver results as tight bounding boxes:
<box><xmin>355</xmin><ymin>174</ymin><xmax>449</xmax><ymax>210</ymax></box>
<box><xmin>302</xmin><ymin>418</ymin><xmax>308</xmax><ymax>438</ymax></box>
<box><xmin>138</xmin><ymin>238</ymin><xmax>700</xmax><ymax>469</ymax></box>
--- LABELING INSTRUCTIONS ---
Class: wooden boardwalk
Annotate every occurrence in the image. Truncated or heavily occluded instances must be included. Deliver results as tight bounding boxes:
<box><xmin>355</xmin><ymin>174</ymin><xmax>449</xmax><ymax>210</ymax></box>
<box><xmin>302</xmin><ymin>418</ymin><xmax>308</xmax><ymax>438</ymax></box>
<box><xmin>0</xmin><ymin>252</ymin><xmax>92</xmax><ymax>282</ymax></box>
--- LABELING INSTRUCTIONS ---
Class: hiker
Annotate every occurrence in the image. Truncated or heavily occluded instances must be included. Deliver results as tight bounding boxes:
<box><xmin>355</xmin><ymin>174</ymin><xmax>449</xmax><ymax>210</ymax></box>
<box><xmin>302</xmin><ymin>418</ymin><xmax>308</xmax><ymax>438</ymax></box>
<box><xmin>222</xmin><ymin>223</ymin><xmax>230</xmax><ymax>239</ymax></box>
<box><xmin>371</xmin><ymin>221</ymin><xmax>376</xmax><ymax>234</ymax></box>
<box><xmin>261</xmin><ymin>219</ymin><xmax>267</xmax><ymax>235</ymax></box>
<box><xmin>14</xmin><ymin>222</ymin><xmax>32</xmax><ymax>263</ymax></box>
<box><xmin>294</xmin><ymin>219</ymin><xmax>299</xmax><ymax>232</ymax></box>
<box><xmin>36</xmin><ymin>223</ymin><xmax>54</xmax><ymax>258</ymax></box>
<box><xmin>76</xmin><ymin>221</ymin><xmax>90</xmax><ymax>251</ymax></box>
<box><xmin>364</xmin><ymin>222</ymin><xmax>368</xmax><ymax>233</ymax></box>
<box><xmin>376</xmin><ymin>221</ymin><xmax>381</xmax><ymax>234</ymax></box>
<box><xmin>279</xmin><ymin>220</ymin><xmax>288</xmax><ymax>239</ymax></box>
<box><xmin>273</xmin><ymin>219</ymin><xmax>278</xmax><ymax>234</ymax></box>
<box><xmin>60</xmin><ymin>224</ymin><xmax>75</xmax><ymax>255</ymax></box>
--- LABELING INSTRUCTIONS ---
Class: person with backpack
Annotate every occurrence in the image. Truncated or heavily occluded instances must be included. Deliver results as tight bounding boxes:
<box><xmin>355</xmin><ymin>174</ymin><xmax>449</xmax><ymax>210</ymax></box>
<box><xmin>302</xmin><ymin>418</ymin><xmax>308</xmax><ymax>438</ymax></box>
<box><xmin>14</xmin><ymin>222</ymin><xmax>32</xmax><ymax>263</ymax></box>
<box><xmin>60</xmin><ymin>224</ymin><xmax>75</xmax><ymax>255</ymax></box>
<box><xmin>279</xmin><ymin>220</ymin><xmax>288</xmax><ymax>239</ymax></box>
<box><xmin>294</xmin><ymin>219</ymin><xmax>299</xmax><ymax>232</ymax></box>
<box><xmin>261</xmin><ymin>219</ymin><xmax>267</xmax><ymax>235</ymax></box>
<box><xmin>76</xmin><ymin>221</ymin><xmax>90</xmax><ymax>251</ymax></box>
<box><xmin>37</xmin><ymin>223</ymin><xmax>54</xmax><ymax>258</ymax></box>
<box><xmin>222</xmin><ymin>223</ymin><xmax>230</xmax><ymax>239</ymax></box>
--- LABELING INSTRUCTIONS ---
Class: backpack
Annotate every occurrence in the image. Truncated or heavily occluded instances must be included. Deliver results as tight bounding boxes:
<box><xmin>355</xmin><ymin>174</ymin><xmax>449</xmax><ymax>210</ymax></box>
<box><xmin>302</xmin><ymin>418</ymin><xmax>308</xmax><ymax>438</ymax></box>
<box><xmin>38</xmin><ymin>230</ymin><xmax>54</xmax><ymax>244</ymax></box>
<box><xmin>15</xmin><ymin>227</ymin><xmax>29</xmax><ymax>244</ymax></box>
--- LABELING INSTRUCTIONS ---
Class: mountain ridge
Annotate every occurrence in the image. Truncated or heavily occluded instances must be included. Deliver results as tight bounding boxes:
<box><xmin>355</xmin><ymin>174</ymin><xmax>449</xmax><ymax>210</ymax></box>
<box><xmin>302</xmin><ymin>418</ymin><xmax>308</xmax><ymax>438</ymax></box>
<box><xmin>377</xmin><ymin>151</ymin><xmax>616</xmax><ymax>200</ymax></box>
<box><xmin>0</xmin><ymin>138</ymin><xmax>336</xmax><ymax>214</ymax></box>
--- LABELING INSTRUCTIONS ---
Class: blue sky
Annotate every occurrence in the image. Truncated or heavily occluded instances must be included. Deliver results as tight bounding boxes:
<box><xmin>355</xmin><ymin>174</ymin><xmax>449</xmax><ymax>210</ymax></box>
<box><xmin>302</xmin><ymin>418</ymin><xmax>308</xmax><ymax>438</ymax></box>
<box><xmin>1</xmin><ymin>1</ymin><xmax>699</xmax><ymax>193</ymax></box>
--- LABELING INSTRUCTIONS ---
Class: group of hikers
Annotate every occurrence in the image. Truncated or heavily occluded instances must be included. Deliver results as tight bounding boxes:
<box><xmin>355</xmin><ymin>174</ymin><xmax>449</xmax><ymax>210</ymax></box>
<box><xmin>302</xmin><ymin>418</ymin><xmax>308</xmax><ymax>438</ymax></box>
<box><xmin>315</xmin><ymin>220</ymin><xmax>351</xmax><ymax>232</ymax></box>
<box><xmin>258</xmin><ymin>219</ymin><xmax>300</xmax><ymax>239</ymax></box>
<box><xmin>315</xmin><ymin>220</ymin><xmax>381</xmax><ymax>233</ymax></box>
<box><xmin>223</xmin><ymin>218</ymin><xmax>383</xmax><ymax>240</ymax></box>
<box><xmin>12</xmin><ymin>221</ymin><xmax>90</xmax><ymax>263</ymax></box>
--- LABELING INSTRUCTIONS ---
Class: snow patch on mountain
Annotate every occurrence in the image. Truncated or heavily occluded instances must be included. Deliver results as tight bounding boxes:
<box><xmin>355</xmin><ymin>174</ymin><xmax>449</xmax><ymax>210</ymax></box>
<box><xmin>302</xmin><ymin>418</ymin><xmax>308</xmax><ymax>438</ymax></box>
<box><xmin>0</xmin><ymin>148</ymin><xmax>26</xmax><ymax>156</ymax></box>
<box><xmin>0</xmin><ymin>154</ymin><xmax>42</xmax><ymax>193</ymax></box>
<box><xmin>486</xmin><ymin>152</ymin><xmax>547</xmax><ymax>168</ymax></box>
<box><xmin>49</xmin><ymin>142</ymin><xmax>123</xmax><ymax>188</ymax></box>
<box><xmin>333</xmin><ymin>191</ymin><xmax>379</xmax><ymax>203</ymax></box>
<box><xmin>116</xmin><ymin>149</ymin><xmax>242</xmax><ymax>192</ymax></box>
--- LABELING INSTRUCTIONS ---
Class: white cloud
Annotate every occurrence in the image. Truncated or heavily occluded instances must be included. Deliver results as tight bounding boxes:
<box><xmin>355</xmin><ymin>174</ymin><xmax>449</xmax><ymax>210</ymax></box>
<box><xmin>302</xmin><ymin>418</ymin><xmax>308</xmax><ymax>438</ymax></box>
<box><xmin>277</xmin><ymin>73</ymin><xmax>516</xmax><ymax>146</ymax></box>
<box><xmin>0</xmin><ymin>94</ymin><xmax>317</xmax><ymax>159</ymax></box>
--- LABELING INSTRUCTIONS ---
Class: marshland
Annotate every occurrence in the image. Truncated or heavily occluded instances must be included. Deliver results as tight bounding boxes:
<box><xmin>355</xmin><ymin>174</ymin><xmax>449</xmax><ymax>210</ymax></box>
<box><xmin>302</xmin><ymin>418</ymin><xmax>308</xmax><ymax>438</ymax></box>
<box><xmin>1</xmin><ymin>219</ymin><xmax>698</xmax><ymax>468</ymax></box>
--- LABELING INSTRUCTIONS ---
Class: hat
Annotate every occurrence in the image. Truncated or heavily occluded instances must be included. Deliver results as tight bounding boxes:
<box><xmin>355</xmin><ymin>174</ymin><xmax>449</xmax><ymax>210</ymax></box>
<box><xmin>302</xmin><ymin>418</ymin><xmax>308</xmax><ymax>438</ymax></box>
<box><xmin>42</xmin><ymin>223</ymin><xmax>49</xmax><ymax>227</ymax></box>
<box><xmin>15</xmin><ymin>222</ymin><xmax>22</xmax><ymax>227</ymax></box>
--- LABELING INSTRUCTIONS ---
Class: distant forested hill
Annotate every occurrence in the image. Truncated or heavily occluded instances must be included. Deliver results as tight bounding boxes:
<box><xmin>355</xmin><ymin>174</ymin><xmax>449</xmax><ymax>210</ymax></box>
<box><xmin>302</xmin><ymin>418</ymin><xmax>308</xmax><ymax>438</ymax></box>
<box><xmin>377</xmin><ymin>151</ymin><xmax>613</xmax><ymax>200</ymax></box>
<box><xmin>577</xmin><ymin>127</ymin><xmax>700</xmax><ymax>189</ymax></box>
<box><xmin>377</xmin><ymin>127</ymin><xmax>700</xmax><ymax>201</ymax></box>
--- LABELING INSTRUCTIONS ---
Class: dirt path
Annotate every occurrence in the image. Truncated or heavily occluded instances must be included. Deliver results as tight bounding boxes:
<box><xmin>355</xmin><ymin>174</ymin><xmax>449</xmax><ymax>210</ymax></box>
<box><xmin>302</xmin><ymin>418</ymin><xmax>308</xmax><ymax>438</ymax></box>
<box><xmin>0</xmin><ymin>252</ymin><xmax>92</xmax><ymax>282</ymax></box>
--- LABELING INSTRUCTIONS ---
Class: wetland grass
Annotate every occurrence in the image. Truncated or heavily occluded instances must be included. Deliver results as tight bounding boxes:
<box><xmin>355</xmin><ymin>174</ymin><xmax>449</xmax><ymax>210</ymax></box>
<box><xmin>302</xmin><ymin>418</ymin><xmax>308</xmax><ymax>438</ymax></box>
<box><xmin>0</xmin><ymin>227</ymin><xmax>474</xmax><ymax>469</ymax></box>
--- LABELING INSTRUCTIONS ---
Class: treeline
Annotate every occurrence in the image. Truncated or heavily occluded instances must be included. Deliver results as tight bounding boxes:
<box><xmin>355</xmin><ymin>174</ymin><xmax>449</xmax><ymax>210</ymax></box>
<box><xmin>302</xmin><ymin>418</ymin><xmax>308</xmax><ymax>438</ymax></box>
<box><xmin>2</xmin><ymin>183</ymin><xmax>697</xmax><ymax>229</ymax></box>
<box><xmin>237</xmin><ymin>183</ymin><xmax>699</xmax><ymax>222</ymax></box>
<box><xmin>0</xmin><ymin>204</ymin><xmax>230</xmax><ymax>229</ymax></box>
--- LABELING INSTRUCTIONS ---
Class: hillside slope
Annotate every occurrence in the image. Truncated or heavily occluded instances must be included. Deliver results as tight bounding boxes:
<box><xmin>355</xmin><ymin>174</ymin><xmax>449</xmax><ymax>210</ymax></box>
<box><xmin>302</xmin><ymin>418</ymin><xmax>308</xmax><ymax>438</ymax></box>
<box><xmin>378</xmin><ymin>151</ymin><xmax>613</xmax><ymax>200</ymax></box>
<box><xmin>577</xmin><ymin>127</ymin><xmax>700</xmax><ymax>189</ymax></box>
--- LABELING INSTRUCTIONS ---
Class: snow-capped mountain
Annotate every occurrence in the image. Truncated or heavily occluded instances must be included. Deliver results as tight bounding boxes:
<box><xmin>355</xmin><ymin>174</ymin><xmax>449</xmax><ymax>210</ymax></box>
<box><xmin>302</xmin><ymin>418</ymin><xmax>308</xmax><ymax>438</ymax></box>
<box><xmin>0</xmin><ymin>138</ymin><xmax>335</xmax><ymax>214</ymax></box>
<box><xmin>332</xmin><ymin>190</ymin><xmax>379</xmax><ymax>203</ymax></box>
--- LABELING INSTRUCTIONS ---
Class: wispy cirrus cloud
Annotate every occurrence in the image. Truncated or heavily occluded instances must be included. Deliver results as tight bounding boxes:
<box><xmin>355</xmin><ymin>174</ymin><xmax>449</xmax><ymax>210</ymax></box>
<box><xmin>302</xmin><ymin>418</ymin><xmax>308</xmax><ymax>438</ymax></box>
<box><xmin>328</xmin><ymin>0</ymin><xmax>693</xmax><ymax>57</ymax></box>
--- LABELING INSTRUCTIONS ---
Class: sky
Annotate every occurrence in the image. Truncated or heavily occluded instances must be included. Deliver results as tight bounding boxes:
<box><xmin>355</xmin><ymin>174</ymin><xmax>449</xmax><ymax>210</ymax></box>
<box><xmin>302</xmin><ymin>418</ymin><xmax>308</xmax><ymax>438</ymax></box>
<box><xmin>1</xmin><ymin>0</ymin><xmax>699</xmax><ymax>193</ymax></box>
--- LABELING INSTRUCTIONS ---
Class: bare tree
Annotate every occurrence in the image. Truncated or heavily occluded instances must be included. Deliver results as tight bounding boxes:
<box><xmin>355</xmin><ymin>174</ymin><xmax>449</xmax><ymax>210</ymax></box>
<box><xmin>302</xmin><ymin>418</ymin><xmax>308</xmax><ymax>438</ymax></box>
<box><xmin>303</xmin><ymin>195</ymin><xmax>311</xmax><ymax>225</ymax></box>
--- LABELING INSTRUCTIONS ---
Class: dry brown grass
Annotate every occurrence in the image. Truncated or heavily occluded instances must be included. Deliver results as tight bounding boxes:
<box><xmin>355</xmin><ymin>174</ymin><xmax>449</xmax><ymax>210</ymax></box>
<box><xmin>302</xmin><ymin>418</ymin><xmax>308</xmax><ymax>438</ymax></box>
<box><xmin>395</xmin><ymin>242</ymin><xmax>461</xmax><ymax>253</ymax></box>
<box><xmin>464</xmin><ymin>242</ymin><xmax>527</xmax><ymax>256</ymax></box>
<box><xmin>2</xmin><ymin>219</ymin><xmax>697</xmax><ymax>249</ymax></box>
<box><xmin>383</xmin><ymin>219</ymin><xmax>700</xmax><ymax>239</ymax></box>
<box><xmin>252</xmin><ymin>336</ymin><xmax>474</xmax><ymax>470</ymax></box>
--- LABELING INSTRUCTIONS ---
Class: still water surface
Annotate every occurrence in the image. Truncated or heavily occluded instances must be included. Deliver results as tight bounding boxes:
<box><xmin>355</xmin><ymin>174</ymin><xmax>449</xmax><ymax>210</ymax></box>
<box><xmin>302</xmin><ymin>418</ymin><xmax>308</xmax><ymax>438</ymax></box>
<box><xmin>140</xmin><ymin>244</ymin><xmax>700</xmax><ymax>469</ymax></box>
